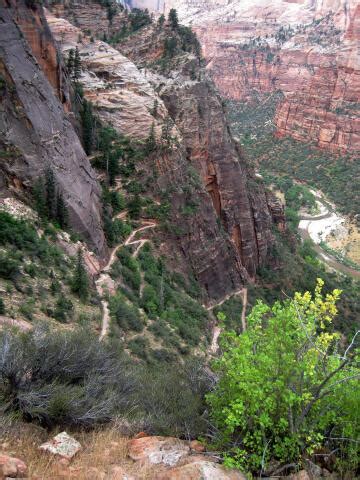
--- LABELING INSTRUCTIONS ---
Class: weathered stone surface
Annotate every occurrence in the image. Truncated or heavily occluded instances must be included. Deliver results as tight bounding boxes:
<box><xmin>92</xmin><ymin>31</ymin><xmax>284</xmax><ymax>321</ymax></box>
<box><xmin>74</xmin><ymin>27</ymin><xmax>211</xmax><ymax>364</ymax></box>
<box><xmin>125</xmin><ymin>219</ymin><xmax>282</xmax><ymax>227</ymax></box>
<box><xmin>128</xmin><ymin>436</ymin><xmax>190</xmax><ymax>467</ymax></box>
<box><xmin>46</xmin><ymin>11</ymin><xmax>168</xmax><ymax>142</ymax></box>
<box><xmin>108</xmin><ymin>465</ymin><xmax>135</xmax><ymax>480</ymax></box>
<box><xmin>138</xmin><ymin>0</ymin><xmax>359</xmax><ymax>153</ymax></box>
<box><xmin>156</xmin><ymin>459</ymin><xmax>247</xmax><ymax>480</ymax></box>
<box><xmin>0</xmin><ymin>454</ymin><xmax>27</xmax><ymax>478</ymax></box>
<box><xmin>189</xmin><ymin>440</ymin><xmax>205</xmax><ymax>453</ymax></box>
<box><xmin>39</xmin><ymin>432</ymin><xmax>82</xmax><ymax>460</ymax></box>
<box><xmin>46</xmin><ymin>2</ymin><xmax>283</xmax><ymax>301</ymax></box>
<box><xmin>0</xmin><ymin>1</ymin><xmax>106</xmax><ymax>257</ymax></box>
<box><xmin>286</xmin><ymin>470</ymin><xmax>311</xmax><ymax>480</ymax></box>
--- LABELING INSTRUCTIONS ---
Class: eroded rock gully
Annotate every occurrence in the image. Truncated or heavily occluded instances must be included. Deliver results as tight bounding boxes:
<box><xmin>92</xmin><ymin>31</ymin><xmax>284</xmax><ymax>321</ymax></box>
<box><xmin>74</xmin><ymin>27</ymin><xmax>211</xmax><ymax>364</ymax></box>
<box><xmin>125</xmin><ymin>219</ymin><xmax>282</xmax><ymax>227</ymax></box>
<box><xmin>0</xmin><ymin>0</ymin><xmax>106</xmax><ymax>256</ymax></box>
<box><xmin>45</xmin><ymin>2</ymin><xmax>284</xmax><ymax>301</ymax></box>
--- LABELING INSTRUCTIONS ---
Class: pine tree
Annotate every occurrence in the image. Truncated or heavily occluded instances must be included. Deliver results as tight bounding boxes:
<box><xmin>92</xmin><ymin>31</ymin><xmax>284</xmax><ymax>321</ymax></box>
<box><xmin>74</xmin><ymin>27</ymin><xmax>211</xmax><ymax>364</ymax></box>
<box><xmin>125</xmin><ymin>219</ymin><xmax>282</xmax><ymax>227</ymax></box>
<box><xmin>127</xmin><ymin>194</ymin><xmax>141</xmax><ymax>219</ymax></box>
<box><xmin>81</xmin><ymin>100</ymin><xmax>94</xmax><ymax>155</ymax></box>
<box><xmin>145</xmin><ymin>122</ymin><xmax>157</xmax><ymax>154</ymax></box>
<box><xmin>168</xmin><ymin>9</ymin><xmax>178</xmax><ymax>29</ymax></box>
<box><xmin>67</xmin><ymin>48</ymin><xmax>75</xmax><ymax>76</ymax></box>
<box><xmin>158</xmin><ymin>14</ymin><xmax>165</xmax><ymax>28</ymax></box>
<box><xmin>0</xmin><ymin>298</ymin><xmax>5</xmax><ymax>315</ymax></box>
<box><xmin>45</xmin><ymin>168</ymin><xmax>56</xmax><ymax>219</ymax></box>
<box><xmin>150</xmin><ymin>99</ymin><xmax>158</xmax><ymax>117</ymax></box>
<box><xmin>56</xmin><ymin>192</ymin><xmax>69</xmax><ymax>228</ymax></box>
<box><xmin>110</xmin><ymin>190</ymin><xmax>125</xmax><ymax>213</ymax></box>
<box><xmin>108</xmin><ymin>153</ymin><xmax>119</xmax><ymax>186</ymax></box>
<box><xmin>32</xmin><ymin>178</ymin><xmax>47</xmax><ymax>219</ymax></box>
<box><xmin>71</xmin><ymin>248</ymin><xmax>89</xmax><ymax>301</ymax></box>
<box><xmin>74</xmin><ymin>47</ymin><xmax>82</xmax><ymax>80</ymax></box>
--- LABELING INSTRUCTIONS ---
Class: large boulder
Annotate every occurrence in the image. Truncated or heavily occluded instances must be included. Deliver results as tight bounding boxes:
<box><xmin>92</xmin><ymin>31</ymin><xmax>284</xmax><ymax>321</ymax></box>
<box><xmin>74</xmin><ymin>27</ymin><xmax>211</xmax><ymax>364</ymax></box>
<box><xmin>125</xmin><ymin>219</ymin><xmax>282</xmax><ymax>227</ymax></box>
<box><xmin>0</xmin><ymin>454</ymin><xmax>27</xmax><ymax>479</ymax></box>
<box><xmin>39</xmin><ymin>432</ymin><xmax>81</xmax><ymax>460</ymax></box>
<box><xmin>128</xmin><ymin>436</ymin><xmax>190</xmax><ymax>467</ymax></box>
<box><xmin>156</xmin><ymin>459</ymin><xmax>247</xmax><ymax>480</ymax></box>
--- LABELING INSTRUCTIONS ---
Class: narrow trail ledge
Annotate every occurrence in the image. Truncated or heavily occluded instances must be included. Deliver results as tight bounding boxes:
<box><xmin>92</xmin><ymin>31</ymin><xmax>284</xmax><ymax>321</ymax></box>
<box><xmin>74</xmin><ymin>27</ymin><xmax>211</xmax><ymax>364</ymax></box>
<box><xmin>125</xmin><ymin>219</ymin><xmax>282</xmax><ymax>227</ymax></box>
<box><xmin>96</xmin><ymin>216</ymin><xmax>157</xmax><ymax>341</ymax></box>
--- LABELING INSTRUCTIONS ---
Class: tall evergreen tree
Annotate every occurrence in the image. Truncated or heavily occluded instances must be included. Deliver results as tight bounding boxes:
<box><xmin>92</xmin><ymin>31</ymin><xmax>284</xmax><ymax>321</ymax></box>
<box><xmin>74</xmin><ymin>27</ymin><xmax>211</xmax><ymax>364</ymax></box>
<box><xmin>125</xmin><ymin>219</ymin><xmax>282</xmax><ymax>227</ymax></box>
<box><xmin>32</xmin><ymin>178</ymin><xmax>47</xmax><ymax>219</ymax></box>
<box><xmin>168</xmin><ymin>9</ymin><xmax>178</xmax><ymax>29</ymax></box>
<box><xmin>108</xmin><ymin>153</ymin><xmax>119</xmax><ymax>186</ymax></box>
<box><xmin>74</xmin><ymin>47</ymin><xmax>82</xmax><ymax>80</ymax></box>
<box><xmin>81</xmin><ymin>100</ymin><xmax>94</xmax><ymax>155</ymax></box>
<box><xmin>71</xmin><ymin>248</ymin><xmax>89</xmax><ymax>301</ymax></box>
<box><xmin>56</xmin><ymin>192</ymin><xmax>68</xmax><ymax>228</ymax></box>
<box><xmin>150</xmin><ymin>99</ymin><xmax>158</xmax><ymax>117</ymax></box>
<box><xmin>0</xmin><ymin>298</ymin><xmax>5</xmax><ymax>315</ymax></box>
<box><xmin>127</xmin><ymin>194</ymin><xmax>141</xmax><ymax>219</ymax></box>
<box><xmin>145</xmin><ymin>122</ymin><xmax>157</xmax><ymax>154</ymax></box>
<box><xmin>45</xmin><ymin>168</ymin><xmax>56</xmax><ymax>219</ymax></box>
<box><xmin>157</xmin><ymin>14</ymin><xmax>165</xmax><ymax>28</ymax></box>
<box><xmin>67</xmin><ymin>48</ymin><xmax>75</xmax><ymax>76</ymax></box>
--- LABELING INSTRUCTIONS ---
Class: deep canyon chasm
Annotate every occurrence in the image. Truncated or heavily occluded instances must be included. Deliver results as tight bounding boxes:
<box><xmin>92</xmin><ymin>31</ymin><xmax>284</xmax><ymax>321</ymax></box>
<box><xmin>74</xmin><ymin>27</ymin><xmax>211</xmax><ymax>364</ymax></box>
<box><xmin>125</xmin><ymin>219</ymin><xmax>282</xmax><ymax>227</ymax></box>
<box><xmin>0</xmin><ymin>0</ymin><xmax>284</xmax><ymax>303</ymax></box>
<box><xmin>132</xmin><ymin>0</ymin><xmax>360</xmax><ymax>153</ymax></box>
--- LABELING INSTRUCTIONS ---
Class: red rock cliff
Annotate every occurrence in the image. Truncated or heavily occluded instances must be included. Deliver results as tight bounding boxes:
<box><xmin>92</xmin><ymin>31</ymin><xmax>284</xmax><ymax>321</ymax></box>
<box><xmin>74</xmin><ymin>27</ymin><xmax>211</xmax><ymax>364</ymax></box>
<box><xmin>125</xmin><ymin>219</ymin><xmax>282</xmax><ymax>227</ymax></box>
<box><xmin>141</xmin><ymin>0</ymin><xmax>360</xmax><ymax>153</ymax></box>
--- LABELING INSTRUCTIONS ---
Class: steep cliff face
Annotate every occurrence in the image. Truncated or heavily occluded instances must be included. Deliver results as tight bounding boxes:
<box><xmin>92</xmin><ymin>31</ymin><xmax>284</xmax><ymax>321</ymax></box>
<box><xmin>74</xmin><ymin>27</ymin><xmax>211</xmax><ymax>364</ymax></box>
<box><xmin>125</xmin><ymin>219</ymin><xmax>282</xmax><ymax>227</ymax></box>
<box><xmin>136</xmin><ymin>0</ymin><xmax>359</xmax><ymax>153</ymax></box>
<box><xmin>0</xmin><ymin>1</ymin><xmax>106</xmax><ymax>256</ymax></box>
<box><xmin>46</xmin><ymin>4</ymin><xmax>284</xmax><ymax>301</ymax></box>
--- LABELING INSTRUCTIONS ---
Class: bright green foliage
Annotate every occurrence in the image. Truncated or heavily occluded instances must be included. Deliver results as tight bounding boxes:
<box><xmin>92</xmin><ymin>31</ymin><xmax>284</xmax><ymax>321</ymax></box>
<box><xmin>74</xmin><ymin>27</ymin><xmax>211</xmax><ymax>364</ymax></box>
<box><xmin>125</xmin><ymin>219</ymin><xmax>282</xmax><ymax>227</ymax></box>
<box><xmin>207</xmin><ymin>280</ymin><xmax>359</xmax><ymax>473</ymax></box>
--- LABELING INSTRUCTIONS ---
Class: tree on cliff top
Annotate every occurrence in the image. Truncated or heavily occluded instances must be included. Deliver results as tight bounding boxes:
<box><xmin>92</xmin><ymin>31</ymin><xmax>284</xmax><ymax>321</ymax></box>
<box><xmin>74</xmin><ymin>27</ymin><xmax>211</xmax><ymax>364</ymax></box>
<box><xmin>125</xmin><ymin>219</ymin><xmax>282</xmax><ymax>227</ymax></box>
<box><xmin>208</xmin><ymin>279</ymin><xmax>360</xmax><ymax>474</ymax></box>
<box><xmin>168</xmin><ymin>9</ymin><xmax>179</xmax><ymax>29</ymax></box>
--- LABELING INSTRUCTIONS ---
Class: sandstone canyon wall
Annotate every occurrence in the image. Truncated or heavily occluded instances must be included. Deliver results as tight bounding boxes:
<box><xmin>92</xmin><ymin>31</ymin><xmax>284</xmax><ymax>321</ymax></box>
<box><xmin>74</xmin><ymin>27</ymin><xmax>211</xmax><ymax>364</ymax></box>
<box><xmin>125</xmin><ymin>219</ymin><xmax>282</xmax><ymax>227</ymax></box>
<box><xmin>0</xmin><ymin>0</ymin><xmax>106</xmax><ymax>255</ymax></box>
<box><xmin>46</xmin><ymin>2</ymin><xmax>284</xmax><ymax>301</ymax></box>
<box><xmin>133</xmin><ymin>0</ymin><xmax>360</xmax><ymax>153</ymax></box>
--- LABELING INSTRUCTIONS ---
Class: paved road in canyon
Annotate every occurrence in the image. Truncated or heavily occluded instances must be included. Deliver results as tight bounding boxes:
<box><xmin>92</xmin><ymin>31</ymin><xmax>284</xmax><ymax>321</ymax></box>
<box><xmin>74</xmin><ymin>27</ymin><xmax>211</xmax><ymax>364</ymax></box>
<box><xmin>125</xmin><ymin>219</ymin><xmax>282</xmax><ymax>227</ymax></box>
<box><xmin>298</xmin><ymin>194</ymin><xmax>360</xmax><ymax>280</ymax></box>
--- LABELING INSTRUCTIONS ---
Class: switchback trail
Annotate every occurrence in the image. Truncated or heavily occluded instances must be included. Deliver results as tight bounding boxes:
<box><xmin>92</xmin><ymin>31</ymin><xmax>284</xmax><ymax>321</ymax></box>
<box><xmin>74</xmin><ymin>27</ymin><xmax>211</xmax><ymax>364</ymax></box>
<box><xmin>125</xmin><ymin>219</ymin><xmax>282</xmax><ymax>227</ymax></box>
<box><xmin>208</xmin><ymin>287</ymin><xmax>247</xmax><ymax>355</ymax></box>
<box><xmin>96</xmin><ymin>215</ymin><xmax>157</xmax><ymax>341</ymax></box>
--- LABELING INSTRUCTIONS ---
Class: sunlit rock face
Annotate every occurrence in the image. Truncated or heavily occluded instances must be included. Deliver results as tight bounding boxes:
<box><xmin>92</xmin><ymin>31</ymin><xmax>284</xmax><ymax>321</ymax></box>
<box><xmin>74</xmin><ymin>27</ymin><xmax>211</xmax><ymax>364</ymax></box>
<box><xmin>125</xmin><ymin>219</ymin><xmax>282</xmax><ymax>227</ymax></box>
<box><xmin>134</xmin><ymin>0</ymin><xmax>359</xmax><ymax>153</ymax></box>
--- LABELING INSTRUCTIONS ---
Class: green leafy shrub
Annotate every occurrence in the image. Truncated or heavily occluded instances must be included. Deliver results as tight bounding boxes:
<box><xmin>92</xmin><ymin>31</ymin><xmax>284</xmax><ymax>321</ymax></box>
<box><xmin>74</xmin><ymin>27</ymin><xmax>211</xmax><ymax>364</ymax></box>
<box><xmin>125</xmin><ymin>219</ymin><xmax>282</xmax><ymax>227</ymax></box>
<box><xmin>208</xmin><ymin>280</ymin><xmax>360</xmax><ymax>474</ymax></box>
<box><xmin>0</xmin><ymin>253</ymin><xmax>20</xmax><ymax>280</ymax></box>
<box><xmin>53</xmin><ymin>296</ymin><xmax>74</xmax><ymax>323</ymax></box>
<box><xmin>128</xmin><ymin>335</ymin><xmax>149</xmax><ymax>360</ymax></box>
<box><xmin>110</xmin><ymin>296</ymin><xmax>143</xmax><ymax>332</ymax></box>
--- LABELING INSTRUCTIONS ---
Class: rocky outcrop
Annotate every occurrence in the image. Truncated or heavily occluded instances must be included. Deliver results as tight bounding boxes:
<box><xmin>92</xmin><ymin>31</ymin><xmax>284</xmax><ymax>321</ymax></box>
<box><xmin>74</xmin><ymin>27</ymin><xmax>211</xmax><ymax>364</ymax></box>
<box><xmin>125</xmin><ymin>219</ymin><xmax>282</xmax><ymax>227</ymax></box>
<box><xmin>127</xmin><ymin>436</ymin><xmax>247</xmax><ymax>479</ymax></box>
<box><xmin>39</xmin><ymin>432</ymin><xmax>82</xmax><ymax>460</ymax></box>
<box><xmin>138</xmin><ymin>0</ymin><xmax>360</xmax><ymax>153</ymax></box>
<box><xmin>0</xmin><ymin>453</ymin><xmax>27</xmax><ymax>479</ymax></box>
<box><xmin>46</xmin><ymin>5</ymin><xmax>283</xmax><ymax>300</ymax></box>
<box><xmin>6</xmin><ymin>0</ymin><xmax>70</xmax><ymax>108</ymax></box>
<box><xmin>0</xmin><ymin>1</ymin><xmax>106</xmax><ymax>256</ymax></box>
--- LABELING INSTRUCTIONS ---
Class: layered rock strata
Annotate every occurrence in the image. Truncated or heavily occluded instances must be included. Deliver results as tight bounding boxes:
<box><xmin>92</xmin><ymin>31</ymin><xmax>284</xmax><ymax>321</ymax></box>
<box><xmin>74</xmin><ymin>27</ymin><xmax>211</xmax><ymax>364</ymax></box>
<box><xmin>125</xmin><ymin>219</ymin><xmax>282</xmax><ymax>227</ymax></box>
<box><xmin>0</xmin><ymin>1</ymin><xmax>106</xmax><ymax>256</ymax></box>
<box><xmin>134</xmin><ymin>0</ymin><xmax>360</xmax><ymax>153</ymax></box>
<box><xmin>46</xmin><ymin>4</ymin><xmax>284</xmax><ymax>300</ymax></box>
